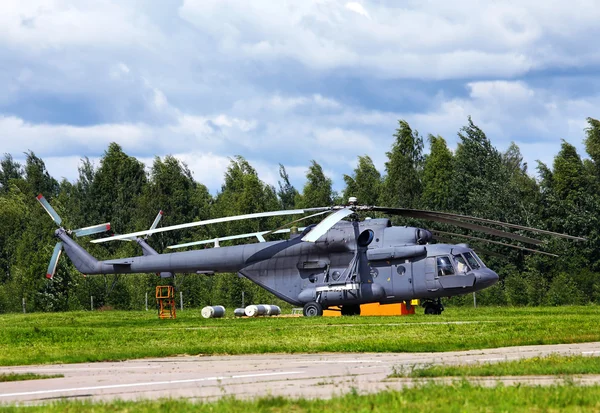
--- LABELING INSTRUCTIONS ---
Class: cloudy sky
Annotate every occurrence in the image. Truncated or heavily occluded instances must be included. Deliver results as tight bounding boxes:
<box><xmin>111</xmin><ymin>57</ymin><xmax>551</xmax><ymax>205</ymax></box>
<box><xmin>1</xmin><ymin>0</ymin><xmax>599</xmax><ymax>193</ymax></box>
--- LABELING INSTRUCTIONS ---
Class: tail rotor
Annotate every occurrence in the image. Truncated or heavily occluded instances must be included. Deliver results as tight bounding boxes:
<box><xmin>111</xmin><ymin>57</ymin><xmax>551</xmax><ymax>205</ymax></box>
<box><xmin>37</xmin><ymin>194</ymin><xmax>111</xmax><ymax>279</ymax></box>
<box><xmin>46</xmin><ymin>242</ymin><xmax>63</xmax><ymax>279</ymax></box>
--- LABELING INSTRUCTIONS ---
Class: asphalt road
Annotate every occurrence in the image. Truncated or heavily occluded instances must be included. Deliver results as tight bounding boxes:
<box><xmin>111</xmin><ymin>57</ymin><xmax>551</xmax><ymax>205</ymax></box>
<box><xmin>2</xmin><ymin>342</ymin><xmax>600</xmax><ymax>405</ymax></box>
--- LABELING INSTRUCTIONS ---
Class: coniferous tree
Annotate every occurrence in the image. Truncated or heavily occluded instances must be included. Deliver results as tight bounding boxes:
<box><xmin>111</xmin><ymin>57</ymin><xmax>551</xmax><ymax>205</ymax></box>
<box><xmin>277</xmin><ymin>164</ymin><xmax>298</xmax><ymax>210</ymax></box>
<box><xmin>0</xmin><ymin>154</ymin><xmax>23</xmax><ymax>193</ymax></box>
<box><xmin>382</xmin><ymin>120</ymin><xmax>424</xmax><ymax>208</ymax></box>
<box><xmin>342</xmin><ymin>155</ymin><xmax>382</xmax><ymax>205</ymax></box>
<box><xmin>421</xmin><ymin>135</ymin><xmax>454</xmax><ymax>211</ymax></box>
<box><xmin>584</xmin><ymin>117</ymin><xmax>600</xmax><ymax>174</ymax></box>
<box><xmin>92</xmin><ymin>143</ymin><xmax>147</xmax><ymax>233</ymax></box>
<box><xmin>452</xmin><ymin>117</ymin><xmax>504</xmax><ymax>218</ymax></box>
<box><xmin>296</xmin><ymin>160</ymin><xmax>333</xmax><ymax>208</ymax></box>
<box><xmin>24</xmin><ymin>151</ymin><xmax>59</xmax><ymax>198</ymax></box>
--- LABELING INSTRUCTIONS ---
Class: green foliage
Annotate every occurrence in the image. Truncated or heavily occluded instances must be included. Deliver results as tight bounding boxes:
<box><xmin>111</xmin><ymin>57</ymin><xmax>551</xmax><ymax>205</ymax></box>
<box><xmin>24</xmin><ymin>151</ymin><xmax>58</xmax><ymax>198</ymax></box>
<box><xmin>544</xmin><ymin>273</ymin><xmax>586</xmax><ymax>306</ymax></box>
<box><xmin>382</xmin><ymin>120</ymin><xmax>424</xmax><ymax>208</ymax></box>
<box><xmin>296</xmin><ymin>160</ymin><xmax>333</xmax><ymax>208</ymax></box>
<box><xmin>399</xmin><ymin>353</ymin><xmax>600</xmax><ymax>378</ymax></box>
<box><xmin>277</xmin><ymin>164</ymin><xmax>298</xmax><ymax>209</ymax></box>
<box><xmin>453</xmin><ymin>117</ymin><xmax>504</xmax><ymax>217</ymax></box>
<box><xmin>342</xmin><ymin>155</ymin><xmax>382</xmax><ymax>205</ymax></box>
<box><xmin>421</xmin><ymin>135</ymin><xmax>453</xmax><ymax>211</ymax></box>
<box><xmin>1</xmin><ymin>307</ymin><xmax>600</xmax><ymax>366</ymax></box>
<box><xmin>584</xmin><ymin>117</ymin><xmax>600</xmax><ymax>170</ymax></box>
<box><xmin>92</xmin><ymin>142</ymin><xmax>147</xmax><ymax>233</ymax></box>
<box><xmin>0</xmin><ymin>153</ymin><xmax>23</xmax><ymax>193</ymax></box>
<box><xmin>0</xmin><ymin>372</ymin><xmax>63</xmax><ymax>382</ymax></box>
<box><xmin>5</xmin><ymin>382</ymin><xmax>600</xmax><ymax>412</ymax></box>
<box><xmin>3</xmin><ymin>116</ymin><xmax>600</xmax><ymax>313</ymax></box>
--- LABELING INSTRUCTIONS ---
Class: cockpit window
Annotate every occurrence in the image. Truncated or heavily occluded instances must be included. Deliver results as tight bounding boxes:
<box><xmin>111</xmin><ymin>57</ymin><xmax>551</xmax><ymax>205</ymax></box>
<box><xmin>453</xmin><ymin>254</ymin><xmax>470</xmax><ymax>273</ymax></box>
<box><xmin>473</xmin><ymin>252</ymin><xmax>486</xmax><ymax>268</ymax></box>
<box><xmin>463</xmin><ymin>252</ymin><xmax>480</xmax><ymax>269</ymax></box>
<box><xmin>436</xmin><ymin>256</ymin><xmax>455</xmax><ymax>277</ymax></box>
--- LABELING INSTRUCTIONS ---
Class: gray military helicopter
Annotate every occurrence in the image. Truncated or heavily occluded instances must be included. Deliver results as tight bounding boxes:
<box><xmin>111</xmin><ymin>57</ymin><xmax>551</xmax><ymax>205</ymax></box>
<box><xmin>37</xmin><ymin>195</ymin><xmax>584</xmax><ymax>316</ymax></box>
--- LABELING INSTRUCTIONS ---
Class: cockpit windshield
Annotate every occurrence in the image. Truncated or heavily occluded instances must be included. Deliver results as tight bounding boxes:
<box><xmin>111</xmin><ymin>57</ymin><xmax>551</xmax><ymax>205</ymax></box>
<box><xmin>463</xmin><ymin>251</ymin><xmax>481</xmax><ymax>269</ymax></box>
<box><xmin>452</xmin><ymin>254</ymin><xmax>470</xmax><ymax>273</ymax></box>
<box><xmin>473</xmin><ymin>252</ymin><xmax>486</xmax><ymax>268</ymax></box>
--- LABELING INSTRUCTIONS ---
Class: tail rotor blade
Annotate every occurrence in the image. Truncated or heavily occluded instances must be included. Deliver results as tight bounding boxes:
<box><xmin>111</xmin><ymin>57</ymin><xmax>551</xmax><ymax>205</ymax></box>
<box><xmin>73</xmin><ymin>223</ymin><xmax>111</xmax><ymax>237</ymax></box>
<box><xmin>46</xmin><ymin>242</ymin><xmax>63</xmax><ymax>279</ymax></box>
<box><xmin>36</xmin><ymin>194</ymin><xmax>62</xmax><ymax>226</ymax></box>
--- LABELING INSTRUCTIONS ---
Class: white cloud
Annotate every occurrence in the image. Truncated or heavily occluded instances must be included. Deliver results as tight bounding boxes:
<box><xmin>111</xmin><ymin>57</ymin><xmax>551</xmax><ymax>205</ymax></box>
<box><xmin>345</xmin><ymin>2</ymin><xmax>370</xmax><ymax>19</ymax></box>
<box><xmin>177</xmin><ymin>0</ymin><xmax>600</xmax><ymax>79</ymax></box>
<box><xmin>1</xmin><ymin>0</ymin><xmax>600</xmax><ymax>197</ymax></box>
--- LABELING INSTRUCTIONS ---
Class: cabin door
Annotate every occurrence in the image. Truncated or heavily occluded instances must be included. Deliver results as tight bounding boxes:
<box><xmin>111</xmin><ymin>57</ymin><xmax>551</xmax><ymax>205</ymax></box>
<box><xmin>392</xmin><ymin>260</ymin><xmax>414</xmax><ymax>299</ymax></box>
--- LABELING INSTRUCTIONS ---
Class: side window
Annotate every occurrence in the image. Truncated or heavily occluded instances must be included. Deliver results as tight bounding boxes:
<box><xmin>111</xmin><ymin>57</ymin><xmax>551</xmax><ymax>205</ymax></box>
<box><xmin>436</xmin><ymin>256</ymin><xmax>455</xmax><ymax>277</ymax></box>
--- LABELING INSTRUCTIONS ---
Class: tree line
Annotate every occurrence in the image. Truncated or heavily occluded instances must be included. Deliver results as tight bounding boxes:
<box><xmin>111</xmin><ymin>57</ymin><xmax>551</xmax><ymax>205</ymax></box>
<box><xmin>1</xmin><ymin>116</ymin><xmax>599</xmax><ymax>312</ymax></box>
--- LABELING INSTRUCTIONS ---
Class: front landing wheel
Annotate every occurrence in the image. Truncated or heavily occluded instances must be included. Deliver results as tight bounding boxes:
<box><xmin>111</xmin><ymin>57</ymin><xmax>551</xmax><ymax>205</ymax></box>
<box><xmin>303</xmin><ymin>302</ymin><xmax>323</xmax><ymax>317</ymax></box>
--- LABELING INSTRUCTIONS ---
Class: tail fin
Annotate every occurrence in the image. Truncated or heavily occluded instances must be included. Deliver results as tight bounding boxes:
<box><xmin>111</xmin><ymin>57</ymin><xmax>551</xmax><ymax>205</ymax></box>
<box><xmin>37</xmin><ymin>194</ymin><xmax>109</xmax><ymax>278</ymax></box>
<box><xmin>55</xmin><ymin>228</ymin><xmax>101</xmax><ymax>275</ymax></box>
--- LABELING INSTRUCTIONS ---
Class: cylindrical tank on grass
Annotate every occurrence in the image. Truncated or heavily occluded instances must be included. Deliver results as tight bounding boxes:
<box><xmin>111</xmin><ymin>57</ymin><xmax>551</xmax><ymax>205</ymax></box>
<box><xmin>266</xmin><ymin>305</ymin><xmax>281</xmax><ymax>316</ymax></box>
<box><xmin>245</xmin><ymin>305</ymin><xmax>266</xmax><ymax>317</ymax></box>
<box><xmin>234</xmin><ymin>308</ymin><xmax>246</xmax><ymax>317</ymax></box>
<box><xmin>201</xmin><ymin>305</ymin><xmax>225</xmax><ymax>319</ymax></box>
<box><xmin>245</xmin><ymin>304</ymin><xmax>281</xmax><ymax>317</ymax></box>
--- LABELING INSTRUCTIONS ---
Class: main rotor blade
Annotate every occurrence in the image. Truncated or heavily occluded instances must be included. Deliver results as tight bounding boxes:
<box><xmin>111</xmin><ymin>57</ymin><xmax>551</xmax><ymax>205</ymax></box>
<box><xmin>372</xmin><ymin>207</ymin><xmax>544</xmax><ymax>245</ymax></box>
<box><xmin>46</xmin><ymin>242</ymin><xmax>63</xmax><ymax>279</ymax></box>
<box><xmin>73</xmin><ymin>223</ymin><xmax>111</xmax><ymax>237</ymax></box>
<box><xmin>91</xmin><ymin>208</ymin><xmax>329</xmax><ymax>243</ymax></box>
<box><xmin>36</xmin><ymin>194</ymin><xmax>62</xmax><ymax>226</ymax></box>
<box><xmin>262</xmin><ymin>210</ymin><xmax>331</xmax><ymax>238</ymax></box>
<box><xmin>432</xmin><ymin>235</ymin><xmax>509</xmax><ymax>259</ymax></box>
<box><xmin>432</xmin><ymin>230</ymin><xmax>559</xmax><ymax>257</ymax></box>
<box><xmin>302</xmin><ymin>208</ymin><xmax>354</xmax><ymax>242</ymax></box>
<box><xmin>149</xmin><ymin>210</ymin><xmax>163</xmax><ymax>231</ymax></box>
<box><xmin>168</xmin><ymin>227</ymin><xmax>307</xmax><ymax>249</ymax></box>
<box><xmin>371</xmin><ymin>206</ymin><xmax>585</xmax><ymax>241</ymax></box>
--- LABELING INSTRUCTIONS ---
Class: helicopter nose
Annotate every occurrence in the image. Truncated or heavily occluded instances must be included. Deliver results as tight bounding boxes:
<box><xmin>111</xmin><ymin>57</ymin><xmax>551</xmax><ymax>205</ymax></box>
<box><xmin>475</xmin><ymin>269</ymin><xmax>499</xmax><ymax>288</ymax></box>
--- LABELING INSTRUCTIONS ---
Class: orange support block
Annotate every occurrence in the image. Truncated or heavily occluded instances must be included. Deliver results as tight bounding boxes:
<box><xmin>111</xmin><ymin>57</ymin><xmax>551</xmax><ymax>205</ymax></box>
<box><xmin>323</xmin><ymin>301</ymin><xmax>418</xmax><ymax>317</ymax></box>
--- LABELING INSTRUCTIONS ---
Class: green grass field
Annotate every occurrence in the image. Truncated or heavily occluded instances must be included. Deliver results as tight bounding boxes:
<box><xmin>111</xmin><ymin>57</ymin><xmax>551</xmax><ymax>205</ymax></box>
<box><xmin>1</xmin><ymin>306</ymin><xmax>599</xmax><ymax>366</ymax></box>
<box><xmin>0</xmin><ymin>381</ymin><xmax>599</xmax><ymax>412</ymax></box>
<box><xmin>0</xmin><ymin>373</ymin><xmax>62</xmax><ymax>382</ymax></box>
<box><xmin>393</xmin><ymin>354</ymin><xmax>600</xmax><ymax>378</ymax></box>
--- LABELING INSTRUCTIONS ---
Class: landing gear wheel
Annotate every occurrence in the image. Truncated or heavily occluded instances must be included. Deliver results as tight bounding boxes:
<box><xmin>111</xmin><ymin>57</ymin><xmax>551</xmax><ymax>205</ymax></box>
<box><xmin>424</xmin><ymin>304</ymin><xmax>437</xmax><ymax>315</ymax></box>
<box><xmin>424</xmin><ymin>300</ymin><xmax>444</xmax><ymax>315</ymax></box>
<box><xmin>303</xmin><ymin>302</ymin><xmax>323</xmax><ymax>317</ymax></box>
<box><xmin>341</xmin><ymin>304</ymin><xmax>361</xmax><ymax>316</ymax></box>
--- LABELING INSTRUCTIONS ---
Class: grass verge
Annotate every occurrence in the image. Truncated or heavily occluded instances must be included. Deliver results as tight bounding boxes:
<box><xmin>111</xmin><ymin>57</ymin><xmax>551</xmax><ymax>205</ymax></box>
<box><xmin>0</xmin><ymin>373</ymin><xmax>63</xmax><ymax>382</ymax></box>
<box><xmin>1</xmin><ymin>381</ymin><xmax>600</xmax><ymax>412</ymax></box>
<box><xmin>1</xmin><ymin>306</ymin><xmax>600</xmax><ymax>366</ymax></box>
<box><xmin>392</xmin><ymin>354</ymin><xmax>600</xmax><ymax>378</ymax></box>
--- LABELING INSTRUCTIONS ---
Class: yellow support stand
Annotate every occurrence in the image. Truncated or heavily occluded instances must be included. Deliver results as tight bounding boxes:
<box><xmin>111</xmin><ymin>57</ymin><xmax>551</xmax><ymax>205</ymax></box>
<box><xmin>156</xmin><ymin>286</ymin><xmax>176</xmax><ymax>319</ymax></box>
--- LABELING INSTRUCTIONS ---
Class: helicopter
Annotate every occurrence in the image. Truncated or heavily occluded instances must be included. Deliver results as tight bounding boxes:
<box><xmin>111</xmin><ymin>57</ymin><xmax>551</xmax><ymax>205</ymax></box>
<box><xmin>37</xmin><ymin>195</ymin><xmax>585</xmax><ymax>316</ymax></box>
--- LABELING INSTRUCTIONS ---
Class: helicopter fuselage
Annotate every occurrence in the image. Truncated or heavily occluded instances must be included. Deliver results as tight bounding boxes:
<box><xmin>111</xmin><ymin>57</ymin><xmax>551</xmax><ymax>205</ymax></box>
<box><xmin>57</xmin><ymin>218</ymin><xmax>499</xmax><ymax>308</ymax></box>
